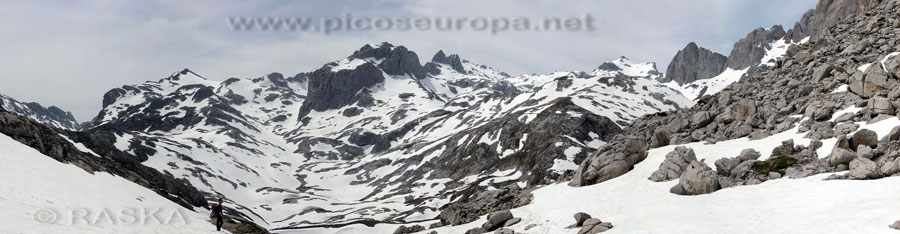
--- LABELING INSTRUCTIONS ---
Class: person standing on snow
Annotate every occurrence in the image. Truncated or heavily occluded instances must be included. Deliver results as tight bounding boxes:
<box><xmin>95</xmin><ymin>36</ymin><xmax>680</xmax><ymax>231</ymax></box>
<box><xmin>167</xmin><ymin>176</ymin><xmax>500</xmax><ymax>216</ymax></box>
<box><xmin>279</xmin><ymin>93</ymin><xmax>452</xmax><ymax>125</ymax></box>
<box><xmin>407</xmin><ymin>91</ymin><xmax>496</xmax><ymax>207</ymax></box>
<box><xmin>211</xmin><ymin>198</ymin><xmax>225</xmax><ymax>231</ymax></box>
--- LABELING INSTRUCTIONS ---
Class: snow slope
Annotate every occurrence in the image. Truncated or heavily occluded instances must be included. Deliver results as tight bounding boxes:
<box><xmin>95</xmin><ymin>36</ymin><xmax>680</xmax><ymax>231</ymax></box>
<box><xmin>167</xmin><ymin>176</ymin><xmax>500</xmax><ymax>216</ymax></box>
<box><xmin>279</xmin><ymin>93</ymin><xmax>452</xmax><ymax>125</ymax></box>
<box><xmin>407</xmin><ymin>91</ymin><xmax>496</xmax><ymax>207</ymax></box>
<box><xmin>0</xmin><ymin>133</ymin><xmax>224</xmax><ymax>234</ymax></box>
<box><xmin>283</xmin><ymin>112</ymin><xmax>900</xmax><ymax>234</ymax></box>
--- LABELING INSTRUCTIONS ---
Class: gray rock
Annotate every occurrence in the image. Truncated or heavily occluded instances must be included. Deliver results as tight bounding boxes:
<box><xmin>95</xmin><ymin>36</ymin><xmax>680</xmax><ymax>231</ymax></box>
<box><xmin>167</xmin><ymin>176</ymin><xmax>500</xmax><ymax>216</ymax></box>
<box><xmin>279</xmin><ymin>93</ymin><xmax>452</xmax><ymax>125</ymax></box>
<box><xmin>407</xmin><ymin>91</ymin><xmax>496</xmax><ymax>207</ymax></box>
<box><xmin>886</xmin><ymin>126</ymin><xmax>900</xmax><ymax>142</ymax></box>
<box><xmin>574</xmin><ymin>212</ymin><xmax>592</xmax><ymax>227</ymax></box>
<box><xmin>737</xmin><ymin>149</ymin><xmax>762</xmax><ymax>161</ymax></box>
<box><xmin>727</xmin><ymin>26</ymin><xmax>786</xmax><ymax>69</ymax></box>
<box><xmin>891</xmin><ymin>220</ymin><xmax>900</xmax><ymax>230</ymax></box>
<box><xmin>771</xmin><ymin>139</ymin><xmax>795</xmax><ymax>156</ymax></box>
<box><xmin>848</xmin><ymin>157</ymin><xmax>878</xmax><ymax>179</ymax></box>
<box><xmin>833</xmin><ymin>122</ymin><xmax>859</xmax><ymax>135</ymax></box>
<box><xmin>649</xmin><ymin>146</ymin><xmax>697</xmax><ymax>182</ymax></box>
<box><xmin>393</xmin><ymin>224</ymin><xmax>426</xmax><ymax>234</ymax></box>
<box><xmin>649</xmin><ymin>130</ymin><xmax>670</xmax><ymax>148</ymax></box>
<box><xmin>691</xmin><ymin>111</ymin><xmax>715</xmax><ymax>129</ymax></box>
<box><xmin>493</xmin><ymin>228</ymin><xmax>514</xmax><ymax>234</ymax></box>
<box><xmin>674</xmin><ymin>160</ymin><xmax>720</xmax><ymax>195</ymax></box>
<box><xmin>482</xmin><ymin>210</ymin><xmax>513</xmax><ymax>231</ymax></box>
<box><xmin>503</xmin><ymin>218</ymin><xmax>521</xmax><ymax>227</ymax></box>
<box><xmin>851</xmin><ymin>129</ymin><xmax>878</xmax><ymax>151</ymax></box>
<box><xmin>827</xmin><ymin>147</ymin><xmax>857</xmax><ymax>167</ymax></box>
<box><xmin>661</xmin><ymin>42</ymin><xmax>728</xmax><ymax>84</ymax></box>
<box><xmin>878</xmin><ymin>158</ymin><xmax>900</xmax><ymax>176</ymax></box>
<box><xmin>810</xmin><ymin>0</ymin><xmax>884</xmax><ymax>40</ymax></box>
<box><xmin>869</xmin><ymin>96</ymin><xmax>895</xmax><ymax>115</ymax></box>
<box><xmin>466</xmin><ymin>227</ymin><xmax>486</xmax><ymax>234</ymax></box>
<box><xmin>578</xmin><ymin>218</ymin><xmax>613</xmax><ymax>234</ymax></box>
<box><xmin>857</xmin><ymin>145</ymin><xmax>874</xmax><ymax>159</ymax></box>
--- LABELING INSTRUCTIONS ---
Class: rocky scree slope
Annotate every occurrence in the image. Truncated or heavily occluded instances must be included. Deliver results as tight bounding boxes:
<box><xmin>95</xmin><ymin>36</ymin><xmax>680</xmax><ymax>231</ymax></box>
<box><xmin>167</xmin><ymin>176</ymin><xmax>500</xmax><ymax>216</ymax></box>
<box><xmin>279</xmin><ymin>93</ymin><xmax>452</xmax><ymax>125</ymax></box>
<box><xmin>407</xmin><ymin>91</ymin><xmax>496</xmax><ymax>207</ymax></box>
<box><xmin>573</xmin><ymin>0</ymin><xmax>900</xmax><ymax>190</ymax></box>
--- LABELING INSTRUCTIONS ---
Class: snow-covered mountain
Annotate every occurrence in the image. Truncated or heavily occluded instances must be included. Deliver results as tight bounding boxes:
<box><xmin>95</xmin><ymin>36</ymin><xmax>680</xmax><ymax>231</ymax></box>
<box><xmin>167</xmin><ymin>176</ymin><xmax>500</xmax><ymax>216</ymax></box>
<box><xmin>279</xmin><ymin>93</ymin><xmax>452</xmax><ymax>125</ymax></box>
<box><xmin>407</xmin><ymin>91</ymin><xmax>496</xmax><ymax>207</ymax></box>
<box><xmin>75</xmin><ymin>42</ymin><xmax>691</xmax><ymax>230</ymax></box>
<box><xmin>9</xmin><ymin>0</ymin><xmax>900</xmax><ymax>233</ymax></box>
<box><xmin>0</xmin><ymin>93</ymin><xmax>81</xmax><ymax>130</ymax></box>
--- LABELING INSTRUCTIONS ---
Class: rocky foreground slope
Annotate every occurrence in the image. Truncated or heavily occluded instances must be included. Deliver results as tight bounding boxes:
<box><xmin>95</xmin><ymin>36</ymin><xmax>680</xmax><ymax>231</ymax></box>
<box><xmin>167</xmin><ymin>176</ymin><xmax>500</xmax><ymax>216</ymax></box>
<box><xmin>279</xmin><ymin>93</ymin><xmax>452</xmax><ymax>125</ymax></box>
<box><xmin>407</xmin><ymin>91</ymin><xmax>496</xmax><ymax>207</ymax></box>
<box><xmin>573</xmin><ymin>0</ymin><xmax>900</xmax><ymax>190</ymax></box>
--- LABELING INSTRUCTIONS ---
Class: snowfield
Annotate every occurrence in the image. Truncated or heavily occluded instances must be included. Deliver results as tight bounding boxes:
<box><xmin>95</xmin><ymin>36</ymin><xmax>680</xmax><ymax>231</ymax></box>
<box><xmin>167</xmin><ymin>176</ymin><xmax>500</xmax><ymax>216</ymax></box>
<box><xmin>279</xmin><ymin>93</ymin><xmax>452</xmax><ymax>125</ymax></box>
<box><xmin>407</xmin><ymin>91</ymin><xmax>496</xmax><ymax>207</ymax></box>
<box><xmin>278</xmin><ymin>111</ymin><xmax>900</xmax><ymax>234</ymax></box>
<box><xmin>0</xmin><ymin>133</ymin><xmax>224</xmax><ymax>234</ymax></box>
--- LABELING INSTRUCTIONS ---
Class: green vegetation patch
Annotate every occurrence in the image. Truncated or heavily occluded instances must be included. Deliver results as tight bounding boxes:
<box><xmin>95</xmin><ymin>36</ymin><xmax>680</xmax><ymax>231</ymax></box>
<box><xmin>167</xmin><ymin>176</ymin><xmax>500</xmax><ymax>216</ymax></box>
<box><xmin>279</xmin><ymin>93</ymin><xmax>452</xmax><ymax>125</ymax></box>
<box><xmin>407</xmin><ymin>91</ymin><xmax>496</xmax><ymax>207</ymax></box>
<box><xmin>751</xmin><ymin>156</ymin><xmax>798</xmax><ymax>175</ymax></box>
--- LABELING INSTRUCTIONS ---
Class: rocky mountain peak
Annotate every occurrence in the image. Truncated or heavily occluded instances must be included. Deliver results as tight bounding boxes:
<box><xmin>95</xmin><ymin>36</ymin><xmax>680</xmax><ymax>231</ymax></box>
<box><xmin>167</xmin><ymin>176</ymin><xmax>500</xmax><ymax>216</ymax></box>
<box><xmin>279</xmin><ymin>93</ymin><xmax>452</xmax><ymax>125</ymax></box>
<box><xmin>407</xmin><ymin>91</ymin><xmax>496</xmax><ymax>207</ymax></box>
<box><xmin>349</xmin><ymin>42</ymin><xmax>426</xmax><ymax>79</ymax></box>
<box><xmin>785</xmin><ymin>9</ymin><xmax>816</xmax><ymax>43</ymax></box>
<box><xmin>726</xmin><ymin>25</ymin><xmax>787</xmax><ymax>70</ymax></box>
<box><xmin>661</xmin><ymin>42</ymin><xmax>728</xmax><ymax>84</ymax></box>
<box><xmin>428</xmin><ymin>50</ymin><xmax>466</xmax><ymax>74</ymax></box>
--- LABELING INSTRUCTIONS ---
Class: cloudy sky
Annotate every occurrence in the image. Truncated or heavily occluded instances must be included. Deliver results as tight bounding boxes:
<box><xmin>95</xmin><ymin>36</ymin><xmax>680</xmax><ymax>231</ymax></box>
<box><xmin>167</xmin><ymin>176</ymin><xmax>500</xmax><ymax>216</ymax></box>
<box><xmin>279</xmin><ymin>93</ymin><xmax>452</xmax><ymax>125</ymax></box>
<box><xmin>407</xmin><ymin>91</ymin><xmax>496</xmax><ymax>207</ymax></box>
<box><xmin>0</xmin><ymin>0</ymin><xmax>817</xmax><ymax>121</ymax></box>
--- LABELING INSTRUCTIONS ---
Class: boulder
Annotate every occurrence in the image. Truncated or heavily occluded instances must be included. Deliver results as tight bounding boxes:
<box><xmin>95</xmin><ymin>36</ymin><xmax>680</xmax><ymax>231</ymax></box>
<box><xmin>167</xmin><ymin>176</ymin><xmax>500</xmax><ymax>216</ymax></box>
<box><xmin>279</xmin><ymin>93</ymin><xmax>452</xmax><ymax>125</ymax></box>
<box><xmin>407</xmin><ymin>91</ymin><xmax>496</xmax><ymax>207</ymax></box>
<box><xmin>649</xmin><ymin>130</ymin><xmax>670</xmax><ymax>148</ymax></box>
<box><xmin>674</xmin><ymin>160</ymin><xmax>720</xmax><ymax>195</ymax></box>
<box><xmin>833</xmin><ymin>122</ymin><xmax>859</xmax><ymax>135</ymax></box>
<box><xmin>887</xmin><ymin>125</ymin><xmax>900</xmax><ymax>142</ymax></box>
<box><xmin>493</xmin><ymin>228</ymin><xmax>514</xmax><ymax>234</ymax></box>
<box><xmin>482</xmin><ymin>210</ymin><xmax>513</xmax><ymax>231</ymax></box>
<box><xmin>890</xmin><ymin>220</ymin><xmax>900</xmax><ymax>230</ymax></box>
<box><xmin>826</xmin><ymin>148</ymin><xmax>857</xmax><ymax>167</ymax></box>
<box><xmin>649</xmin><ymin>146</ymin><xmax>697</xmax><ymax>182</ymax></box>
<box><xmin>878</xmin><ymin>158</ymin><xmax>900</xmax><ymax>176</ymax></box>
<box><xmin>691</xmin><ymin>111</ymin><xmax>715</xmax><ymax>129</ymax></box>
<box><xmin>737</xmin><ymin>149</ymin><xmax>762</xmax><ymax>161</ymax></box>
<box><xmin>466</xmin><ymin>227</ymin><xmax>486</xmax><ymax>234</ymax></box>
<box><xmin>393</xmin><ymin>225</ymin><xmax>426</xmax><ymax>234</ymax></box>
<box><xmin>848</xmin><ymin>157</ymin><xmax>878</xmax><ymax>179</ymax></box>
<box><xmin>577</xmin><ymin>218</ymin><xmax>614</xmax><ymax>234</ymax></box>
<box><xmin>771</xmin><ymin>139</ymin><xmax>795</xmax><ymax>156</ymax></box>
<box><xmin>574</xmin><ymin>212</ymin><xmax>592</xmax><ymax>227</ymax></box>
<box><xmin>869</xmin><ymin>96</ymin><xmax>895</xmax><ymax>115</ymax></box>
<box><xmin>851</xmin><ymin>129</ymin><xmax>878</xmax><ymax>150</ymax></box>
<box><xmin>503</xmin><ymin>218</ymin><xmax>521</xmax><ymax>227</ymax></box>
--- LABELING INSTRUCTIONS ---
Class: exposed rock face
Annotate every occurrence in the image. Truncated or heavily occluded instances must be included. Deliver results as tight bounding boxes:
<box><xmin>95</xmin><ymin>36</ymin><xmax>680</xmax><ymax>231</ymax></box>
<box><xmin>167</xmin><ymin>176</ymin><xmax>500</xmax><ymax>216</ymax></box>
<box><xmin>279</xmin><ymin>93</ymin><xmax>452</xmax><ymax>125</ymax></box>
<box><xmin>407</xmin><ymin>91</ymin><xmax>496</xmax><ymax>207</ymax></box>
<box><xmin>427</xmin><ymin>50</ymin><xmax>466</xmax><ymax>75</ymax></box>
<box><xmin>661</xmin><ymin>42</ymin><xmax>727</xmax><ymax>84</ymax></box>
<box><xmin>350</xmin><ymin>42</ymin><xmax>426</xmax><ymax>79</ymax></box>
<box><xmin>649</xmin><ymin>146</ymin><xmax>697</xmax><ymax>182</ymax></box>
<box><xmin>811</xmin><ymin>0</ymin><xmax>891</xmax><ymax>40</ymax></box>
<box><xmin>727</xmin><ymin>26</ymin><xmax>787</xmax><ymax>70</ymax></box>
<box><xmin>785</xmin><ymin>9</ymin><xmax>817</xmax><ymax>43</ymax></box>
<box><xmin>0</xmin><ymin>93</ymin><xmax>81</xmax><ymax>130</ymax></box>
<box><xmin>298</xmin><ymin>61</ymin><xmax>385</xmax><ymax>117</ymax></box>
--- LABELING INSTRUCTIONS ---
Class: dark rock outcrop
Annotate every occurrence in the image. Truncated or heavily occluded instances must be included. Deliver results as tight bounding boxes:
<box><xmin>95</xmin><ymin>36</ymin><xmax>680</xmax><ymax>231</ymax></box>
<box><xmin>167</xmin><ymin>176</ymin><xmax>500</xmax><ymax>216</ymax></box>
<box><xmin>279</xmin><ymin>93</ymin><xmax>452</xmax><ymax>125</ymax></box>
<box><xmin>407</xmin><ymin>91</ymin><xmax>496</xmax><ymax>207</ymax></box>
<box><xmin>661</xmin><ymin>42</ymin><xmax>728</xmax><ymax>84</ymax></box>
<box><xmin>298</xmin><ymin>62</ymin><xmax>385</xmax><ymax>117</ymax></box>
<box><xmin>785</xmin><ymin>9</ymin><xmax>817</xmax><ymax>43</ymax></box>
<box><xmin>427</xmin><ymin>50</ymin><xmax>466</xmax><ymax>75</ymax></box>
<box><xmin>727</xmin><ymin>26</ymin><xmax>786</xmax><ymax>70</ymax></box>
<box><xmin>811</xmin><ymin>0</ymin><xmax>889</xmax><ymax>40</ymax></box>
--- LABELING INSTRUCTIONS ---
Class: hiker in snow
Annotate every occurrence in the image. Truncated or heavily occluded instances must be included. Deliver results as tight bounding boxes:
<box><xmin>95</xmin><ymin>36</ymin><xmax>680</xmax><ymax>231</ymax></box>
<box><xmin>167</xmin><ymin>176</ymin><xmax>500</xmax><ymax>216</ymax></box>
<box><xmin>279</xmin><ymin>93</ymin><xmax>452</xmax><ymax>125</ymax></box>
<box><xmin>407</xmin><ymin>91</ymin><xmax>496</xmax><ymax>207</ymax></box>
<box><xmin>212</xmin><ymin>198</ymin><xmax>225</xmax><ymax>231</ymax></box>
